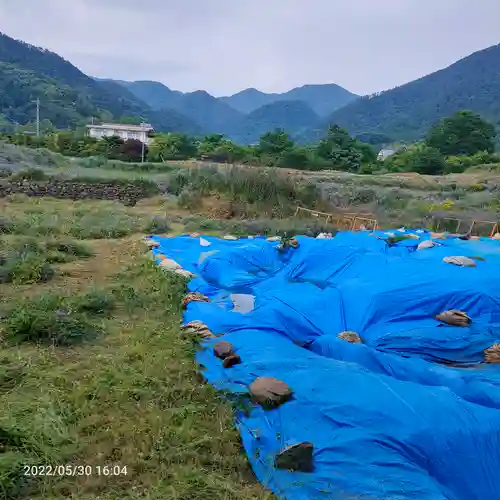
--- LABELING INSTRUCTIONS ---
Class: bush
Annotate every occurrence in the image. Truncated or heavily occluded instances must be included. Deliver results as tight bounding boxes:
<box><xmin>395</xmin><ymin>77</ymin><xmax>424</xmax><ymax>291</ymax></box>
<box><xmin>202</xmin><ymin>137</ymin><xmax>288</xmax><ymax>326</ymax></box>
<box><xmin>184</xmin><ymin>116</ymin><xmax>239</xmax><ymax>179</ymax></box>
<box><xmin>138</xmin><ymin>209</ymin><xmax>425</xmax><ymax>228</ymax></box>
<box><xmin>2</xmin><ymin>294</ymin><xmax>100</xmax><ymax>346</ymax></box>
<box><xmin>71</xmin><ymin>289</ymin><xmax>116</xmax><ymax>315</ymax></box>
<box><xmin>171</xmin><ymin>165</ymin><xmax>320</xmax><ymax>215</ymax></box>
<box><xmin>10</xmin><ymin>168</ymin><xmax>47</xmax><ymax>181</ymax></box>
<box><xmin>0</xmin><ymin>252</ymin><xmax>54</xmax><ymax>285</ymax></box>
<box><xmin>0</xmin><ymin>239</ymin><xmax>93</xmax><ymax>284</ymax></box>
<box><xmin>386</xmin><ymin>145</ymin><xmax>446</xmax><ymax>175</ymax></box>
<box><xmin>177</xmin><ymin>188</ymin><xmax>203</xmax><ymax>210</ymax></box>
<box><xmin>45</xmin><ymin>240</ymin><xmax>94</xmax><ymax>259</ymax></box>
<box><xmin>468</xmin><ymin>183</ymin><xmax>487</xmax><ymax>192</ymax></box>
<box><xmin>143</xmin><ymin>216</ymin><xmax>171</xmax><ymax>234</ymax></box>
<box><xmin>0</xmin><ymin>241</ymin><xmax>55</xmax><ymax>285</ymax></box>
<box><xmin>0</xmin><ymin>217</ymin><xmax>16</xmax><ymax>234</ymax></box>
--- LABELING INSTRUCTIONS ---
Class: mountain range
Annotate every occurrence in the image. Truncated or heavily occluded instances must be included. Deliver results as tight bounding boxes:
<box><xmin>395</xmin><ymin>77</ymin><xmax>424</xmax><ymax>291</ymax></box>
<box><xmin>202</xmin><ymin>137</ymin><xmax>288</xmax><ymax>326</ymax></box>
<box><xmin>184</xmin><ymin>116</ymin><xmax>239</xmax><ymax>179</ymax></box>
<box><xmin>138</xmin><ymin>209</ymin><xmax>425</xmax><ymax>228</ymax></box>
<box><xmin>299</xmin><ymin>43</ymin><xmax>500</xmax><ymax>144</ymax></box>
<box><xmin>112</xmin><ymin>78</ymin><xmax>356</xmax><ymax>140</ymax></box>
<box><xmin>0</xmin><ymin>30</ymin><xmax>499</xmax><ymax>147</ymax></box>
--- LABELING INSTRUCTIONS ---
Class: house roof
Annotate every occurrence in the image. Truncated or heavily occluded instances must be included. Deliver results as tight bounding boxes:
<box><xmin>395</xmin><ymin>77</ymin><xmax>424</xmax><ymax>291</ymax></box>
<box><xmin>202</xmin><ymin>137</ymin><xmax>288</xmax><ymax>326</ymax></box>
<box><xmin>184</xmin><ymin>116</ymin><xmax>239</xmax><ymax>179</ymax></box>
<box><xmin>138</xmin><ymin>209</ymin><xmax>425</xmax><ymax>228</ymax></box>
<box><xmin>86</xmin><ymin>123</ymin><xmax>154</xmax><ymax>131</ymax></box>
<box><xmin>377</xmin><ymin>149</ymin><xmax>396</xmax><ymax>159</ymax></box>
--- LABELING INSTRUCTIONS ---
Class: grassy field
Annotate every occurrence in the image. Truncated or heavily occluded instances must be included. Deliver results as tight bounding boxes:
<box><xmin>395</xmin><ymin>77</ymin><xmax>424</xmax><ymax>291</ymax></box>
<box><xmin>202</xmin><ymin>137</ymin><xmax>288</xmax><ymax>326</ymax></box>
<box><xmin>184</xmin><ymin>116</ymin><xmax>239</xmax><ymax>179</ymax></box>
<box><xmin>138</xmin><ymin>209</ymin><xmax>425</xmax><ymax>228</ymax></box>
<box><xmin>2</xmin><ymin>142</ymin><xmax>500</xmax><ymax>498</ymax></box>
<box><xmin>0</xmin><ymin>194</ymin><xmax>278</xmax><ymax>500</ymax></box>
<box><xmin>3</xmin><ymin>141</ymin><xmax>500</xmax><ymax>229</ymax></box>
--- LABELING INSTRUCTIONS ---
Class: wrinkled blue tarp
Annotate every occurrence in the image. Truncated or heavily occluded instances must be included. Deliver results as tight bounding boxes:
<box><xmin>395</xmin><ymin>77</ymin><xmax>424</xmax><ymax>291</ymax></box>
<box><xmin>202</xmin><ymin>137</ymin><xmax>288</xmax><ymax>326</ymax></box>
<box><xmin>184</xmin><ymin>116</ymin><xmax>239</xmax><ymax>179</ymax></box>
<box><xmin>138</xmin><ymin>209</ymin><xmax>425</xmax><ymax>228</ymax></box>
<box><xmin>151</xmin><ymin>231</ymin><xmax>500</xmax><ymax>500</ymax></box>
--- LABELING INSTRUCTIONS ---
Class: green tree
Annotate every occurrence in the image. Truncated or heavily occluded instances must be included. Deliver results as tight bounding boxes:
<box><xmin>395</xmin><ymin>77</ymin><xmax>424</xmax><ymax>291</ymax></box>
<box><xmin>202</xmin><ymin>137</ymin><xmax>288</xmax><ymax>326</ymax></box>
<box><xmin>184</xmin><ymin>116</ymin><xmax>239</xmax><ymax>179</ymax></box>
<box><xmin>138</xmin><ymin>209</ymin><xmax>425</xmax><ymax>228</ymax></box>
<box><xmin>386</xmin><ymin>144</ymin><xmax>446</xmax><ymax>175</ymax></box>
<box><xmin>101</xmin><ymin>135</ymin><xmax>125</xmax><ymax>159</ymax></box>
<box><xmin>315</xmin><ymin>125</ymin><xmax>362</xmax><ymax>172</ymax></box>
<box><xmin>148</xmin><ymin>133</ymin><xmax>197</xmax><ymax>161</ymax></box>
<box><xmin>354</xmin><ymin>140</ymin><xmax>377</xmax><ymax>164</ymax></box>
<box><xmin>198</xmin><ymin>134</ymin><xmax>225</xmax><ymax>153</ymax></box>
<box><xmin>257</xmin><ymin>129</ymin><xmax>294</xmax><ymax>156</ymax></box>
<box><xmin>278</xmin><ymin>147</ymin><xmax>311</xmax><ymax>170</ymax></box>
<box><xmin>426</xmin><ymin>111</ymin><xmax>496</xmax><ymax>156</ymax></box>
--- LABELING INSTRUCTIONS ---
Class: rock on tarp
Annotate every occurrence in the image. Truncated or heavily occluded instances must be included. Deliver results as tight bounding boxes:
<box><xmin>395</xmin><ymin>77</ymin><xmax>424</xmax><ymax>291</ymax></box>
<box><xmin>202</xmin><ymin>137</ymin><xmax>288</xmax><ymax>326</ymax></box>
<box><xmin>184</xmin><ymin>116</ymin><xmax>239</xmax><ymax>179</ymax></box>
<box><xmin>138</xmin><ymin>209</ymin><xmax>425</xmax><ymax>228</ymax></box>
<box><xmin>152</xmin><ymin>232</ymin><xmax>500</xmax><ymax>500</ymax></box>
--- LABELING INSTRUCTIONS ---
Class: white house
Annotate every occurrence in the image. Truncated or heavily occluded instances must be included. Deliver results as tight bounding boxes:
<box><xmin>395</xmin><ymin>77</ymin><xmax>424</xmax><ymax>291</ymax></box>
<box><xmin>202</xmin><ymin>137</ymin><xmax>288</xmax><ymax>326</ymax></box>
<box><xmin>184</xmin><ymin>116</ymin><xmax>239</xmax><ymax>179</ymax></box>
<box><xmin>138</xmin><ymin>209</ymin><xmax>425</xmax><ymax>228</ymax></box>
<box><xmin>377</xmin><ymin>145</ymin><xmax>408</xmax><ymax>161</ymax></box>
<box><xmin>86</xmin><ymin>123</ymin><xmax>154</xmax><ymax>144</ymax></box>
<box><xmin>377</xmin><ymin>148</ymin><xmax>396</xmax><ymax>161</ymax></box>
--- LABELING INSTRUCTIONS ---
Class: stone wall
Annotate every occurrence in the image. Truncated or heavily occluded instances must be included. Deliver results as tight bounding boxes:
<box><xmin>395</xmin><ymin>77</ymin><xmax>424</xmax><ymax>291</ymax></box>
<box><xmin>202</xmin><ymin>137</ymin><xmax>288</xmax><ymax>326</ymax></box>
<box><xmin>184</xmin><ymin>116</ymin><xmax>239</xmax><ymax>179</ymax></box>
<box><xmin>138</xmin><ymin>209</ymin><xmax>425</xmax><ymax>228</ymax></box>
<box><xmin>0</xmin><ymin>179</ymin><xmax>159</xmax><ymax>206</ymax></box>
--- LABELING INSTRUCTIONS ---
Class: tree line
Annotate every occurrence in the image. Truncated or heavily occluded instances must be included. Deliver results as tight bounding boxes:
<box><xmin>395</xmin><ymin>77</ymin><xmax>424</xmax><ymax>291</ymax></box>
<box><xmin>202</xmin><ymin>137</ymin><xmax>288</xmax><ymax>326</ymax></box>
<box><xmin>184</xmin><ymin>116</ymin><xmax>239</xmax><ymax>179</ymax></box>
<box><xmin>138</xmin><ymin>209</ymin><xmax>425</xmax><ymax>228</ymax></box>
<box><xmin>1</xmin><ymin>110</ymin><xmax>497</xmax><ymax>175</ymax></box>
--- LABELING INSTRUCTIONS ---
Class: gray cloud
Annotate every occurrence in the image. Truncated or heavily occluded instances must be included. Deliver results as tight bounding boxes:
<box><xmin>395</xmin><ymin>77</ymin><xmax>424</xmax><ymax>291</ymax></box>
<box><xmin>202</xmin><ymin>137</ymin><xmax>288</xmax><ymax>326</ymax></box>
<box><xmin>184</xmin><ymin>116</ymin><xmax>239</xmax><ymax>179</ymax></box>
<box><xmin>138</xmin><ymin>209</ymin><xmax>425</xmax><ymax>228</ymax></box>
<box><xmin>0</xmin><ymin>0</ymin><xmax>499</xmax><ymax>96</ymax></box>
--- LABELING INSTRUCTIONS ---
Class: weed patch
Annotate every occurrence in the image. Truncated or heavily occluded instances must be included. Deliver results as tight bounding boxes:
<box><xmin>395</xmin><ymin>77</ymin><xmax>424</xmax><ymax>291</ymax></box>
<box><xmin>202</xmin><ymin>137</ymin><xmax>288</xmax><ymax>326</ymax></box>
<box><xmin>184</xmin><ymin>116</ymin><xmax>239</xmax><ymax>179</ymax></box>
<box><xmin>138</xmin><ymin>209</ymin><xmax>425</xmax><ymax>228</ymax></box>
<box><xmin>1</xmin><ymin>294</ymin><xmax>102</xmax><ymax>346</ymax></box>
<box><xmin>0</xmin><ymin>230</ymin><xmax>270</xmax><ymax>499</ymax></box>
<box><xmin>0</xmin><ymin>238</ymin><xmax>93</xmax><ymax>284</ymax></box>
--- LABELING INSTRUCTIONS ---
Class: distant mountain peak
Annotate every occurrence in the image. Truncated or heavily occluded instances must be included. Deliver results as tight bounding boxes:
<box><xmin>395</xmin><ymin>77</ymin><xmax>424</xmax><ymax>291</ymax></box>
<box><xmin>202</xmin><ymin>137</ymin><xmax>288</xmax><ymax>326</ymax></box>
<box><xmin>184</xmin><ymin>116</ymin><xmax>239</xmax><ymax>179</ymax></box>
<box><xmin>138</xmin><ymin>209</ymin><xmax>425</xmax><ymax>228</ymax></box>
<box><xmin>220</xmin><ymin>82</ymin><xmax>358</xmax><ymax>116</ymax></box>
<box><xmin>225</xmin><ymin>99</ymin><xmax>319</xmax><ymax>144</ymax></box>
<box><xmin>299</xmin><ymin>42</ymin><xmax>500</xmax><ymax>144</ymax></box>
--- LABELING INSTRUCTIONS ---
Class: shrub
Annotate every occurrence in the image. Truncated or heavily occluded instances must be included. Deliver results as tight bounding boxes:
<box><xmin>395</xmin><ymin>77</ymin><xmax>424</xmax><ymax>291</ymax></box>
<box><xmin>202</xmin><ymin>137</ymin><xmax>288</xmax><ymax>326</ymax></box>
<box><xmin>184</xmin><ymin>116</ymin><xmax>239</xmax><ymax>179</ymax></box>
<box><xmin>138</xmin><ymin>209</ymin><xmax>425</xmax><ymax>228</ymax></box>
<box><xmin>0</xmin><ymin>243</ymin><xmax>55</xmax><ymax>285</ymax></box>
<box><xmin>2</xmin><ymin>294</ymin><xmax>99</xmax><ymax>346</ymax></box>
<box><xmin>177</xmin><ymin>188</ymin><xmax>203</xmax><ymax>210</ymax></box>
<box><xmin>0</xmin><ymin>253</ymin><xmax>54</xmax><ymax>285</ymax></box>
<box><xmin>386</xmin><ymin>145</ymin><xmax>446</xmax><ymax>175</ymax></box>
<box><xmin>468</xmin><ymin>183</ymin><xmax>487</xmax><ymax>192</ymax></box>
<box><xmin>10</xmin><ymin>168</ymin><xmax>47</xmax><ymax>181</ymax></box>
<box><xmin>0</xmin><ymin>217</ymin><xmax>16</xmax><ymax>234</ymax></box>
<box><xmin>143</xmin><ymin>216</ymin><xmax>171</xmax><ymax>235</ymax></box>
<box><xmin>45</xmin><ymin>240</ymin><xmax>94</xmax><ymax>259</ymax></box>
<box><xmin>71</xmin><ymin>289</ymin><xmax>116</xmax><ymax>315</ymax></box>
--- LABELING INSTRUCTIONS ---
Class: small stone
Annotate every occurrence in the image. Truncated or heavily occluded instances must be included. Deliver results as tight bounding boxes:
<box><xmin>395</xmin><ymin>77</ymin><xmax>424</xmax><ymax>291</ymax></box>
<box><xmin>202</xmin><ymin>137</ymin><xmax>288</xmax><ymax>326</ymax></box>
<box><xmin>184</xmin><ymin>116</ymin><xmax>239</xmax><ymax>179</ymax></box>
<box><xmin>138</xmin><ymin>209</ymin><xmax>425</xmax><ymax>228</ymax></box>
<box><xmin>174</xmin><ymin>269</ymin><xmax>195</xmax><ymax>279</ymax></box>
<box><xmin>417</xmin><ymin>240</ymin><xmax>438</xmax><ymax>251</ymax></box>
<box><xmin>484</xmin><ymin>344</ymin><xmax>500</xmax><ymax>364</ymax></box>
<box><xmin>443</xmin><ymin>256</ymin><xmax>477</xmax><ymax>268</ymax></box>
<box><xmin>160</xmin><ymin>258</ymin><xmax>181</xmax><ymax>270</ymax></box>
<box><xmin>182</xmin><ymin>292</ymin><xmax>210</xmax><ymax>308</ymax></box>
<box><xmin>430</xmin><ymin>232</ymin><xmax>447</xmax><ymax>240</ymax></box>
<box><xmin>222</xmin><ymin>354</ymin><xmax>241</xmax><ymax>368</ymax></box>
<box><xmin>436</xmin><ymin>309</ymin><xmax>471</xmax><ymax>327</ymax></box>
<box><xmin>338</xmin><ymin>331</ymin><xmax>362</xmax><ymax>344</ymax></box>
<box><xmin>144</xmin><ymin>238</ymin><xmax>159</xmax><ymax>248</ymax></box>
<box><xmin>275</xmin><ymin>442</ymin><xmax>314</xmax><ymax>473</ymax></box>
<box><xmin>213</xmin><ymin>341</ymin><xmax>234</xmax><ymax>359</ymax></box>
<box><xmin>181</xmin><ymin>321</ymin><xmax>217</xmax><ymax>340</ymax></box>
<box><xmin>249</xmin><ymin>377</ymin><xmax>293</xmax><ymax>408</ymax></box>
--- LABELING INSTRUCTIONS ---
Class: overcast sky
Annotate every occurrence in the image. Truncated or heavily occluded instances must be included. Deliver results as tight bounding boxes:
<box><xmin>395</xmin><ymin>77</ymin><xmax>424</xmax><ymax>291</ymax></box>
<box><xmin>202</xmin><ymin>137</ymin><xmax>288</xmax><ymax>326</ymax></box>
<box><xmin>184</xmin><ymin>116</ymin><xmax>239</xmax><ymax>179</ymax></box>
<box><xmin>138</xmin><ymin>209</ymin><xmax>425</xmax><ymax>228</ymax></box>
<box><xmin>1</xmin><ymin>0</ymin><xmax>499</xmax><ymax>97</ymax></box>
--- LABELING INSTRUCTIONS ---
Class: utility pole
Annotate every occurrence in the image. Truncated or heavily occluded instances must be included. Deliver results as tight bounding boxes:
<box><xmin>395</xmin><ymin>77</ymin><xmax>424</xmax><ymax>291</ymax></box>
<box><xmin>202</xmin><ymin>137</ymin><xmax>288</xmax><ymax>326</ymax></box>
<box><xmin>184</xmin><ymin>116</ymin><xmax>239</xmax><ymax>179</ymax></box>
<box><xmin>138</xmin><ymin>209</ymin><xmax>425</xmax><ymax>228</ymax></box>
<box><xmin>140</xmin><ymin>117</ymin><xmax>146</xmax><ymax>163</ymax></box>
<box><xmin>35</xmin><ymin>97</ymin><xmax>40</xmax><ymax>137</ymax></box>
<box><xmin>141</xmin><ymin>131</ymin><xmax>145</xmax><ymax>163</ymax></box>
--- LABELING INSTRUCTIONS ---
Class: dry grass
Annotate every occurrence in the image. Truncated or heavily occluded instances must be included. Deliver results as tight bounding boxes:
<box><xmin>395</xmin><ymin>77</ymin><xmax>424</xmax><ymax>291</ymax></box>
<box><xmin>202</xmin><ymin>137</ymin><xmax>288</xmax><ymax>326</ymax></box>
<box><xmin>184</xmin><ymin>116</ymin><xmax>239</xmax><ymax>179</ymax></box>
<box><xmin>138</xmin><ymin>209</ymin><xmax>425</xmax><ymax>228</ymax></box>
<box><xmin>0</xmin><ymin>196</ymin><xmax>273</xmax><ymax>500</ymax></box>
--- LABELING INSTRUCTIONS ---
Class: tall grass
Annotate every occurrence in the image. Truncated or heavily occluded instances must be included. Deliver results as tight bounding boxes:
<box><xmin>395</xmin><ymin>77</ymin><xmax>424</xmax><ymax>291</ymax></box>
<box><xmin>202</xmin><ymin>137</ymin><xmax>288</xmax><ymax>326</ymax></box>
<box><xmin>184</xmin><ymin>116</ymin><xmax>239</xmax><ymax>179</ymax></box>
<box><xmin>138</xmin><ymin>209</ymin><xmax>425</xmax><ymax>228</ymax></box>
<box><xmin>168</xmin><ymin>165</ymin><xmax>321</xmax><ymax>215</ymax></box>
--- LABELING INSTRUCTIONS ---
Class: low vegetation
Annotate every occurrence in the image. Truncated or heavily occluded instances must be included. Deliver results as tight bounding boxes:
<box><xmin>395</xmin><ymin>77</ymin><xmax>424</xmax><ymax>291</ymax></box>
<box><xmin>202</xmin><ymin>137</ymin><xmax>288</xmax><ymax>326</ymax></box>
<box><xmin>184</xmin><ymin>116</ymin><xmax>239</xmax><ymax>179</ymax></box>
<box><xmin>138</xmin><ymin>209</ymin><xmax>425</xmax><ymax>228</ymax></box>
<box><xmin>0</xmin><ymin>192</ymin><xmax>277</xmax><ymax>500</ymax></box>
<box><xmin>1</xmin><ymin>126</ymin><xmax>500</xmax><ymax>498</ymax></box>
<box><xmin>2</xmin><ymin>110</ymin><xmax>498</xmax><ymax>177</ymax></box>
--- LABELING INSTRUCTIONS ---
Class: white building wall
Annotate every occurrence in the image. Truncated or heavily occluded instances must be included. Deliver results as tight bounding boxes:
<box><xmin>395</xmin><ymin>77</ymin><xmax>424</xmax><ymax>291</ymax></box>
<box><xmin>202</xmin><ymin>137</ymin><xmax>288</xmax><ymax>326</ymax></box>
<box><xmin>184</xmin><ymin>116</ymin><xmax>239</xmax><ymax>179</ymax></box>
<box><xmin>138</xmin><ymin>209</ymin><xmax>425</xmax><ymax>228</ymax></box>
<box><xmin>87</xmin><ymin>126</ymin><xmax>151</xmax><ymax>144</ymax></box>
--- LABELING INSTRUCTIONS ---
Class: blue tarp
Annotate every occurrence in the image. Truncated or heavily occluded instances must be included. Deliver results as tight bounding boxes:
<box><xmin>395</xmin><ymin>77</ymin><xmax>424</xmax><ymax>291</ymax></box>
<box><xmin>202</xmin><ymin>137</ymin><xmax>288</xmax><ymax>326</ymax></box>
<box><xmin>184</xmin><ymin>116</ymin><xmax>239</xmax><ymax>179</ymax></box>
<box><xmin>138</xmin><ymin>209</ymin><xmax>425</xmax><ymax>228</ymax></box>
<box><xmin>151</xmin><ymin>231</ymin><xmax>500</xmax><ymax>499</ymax></box>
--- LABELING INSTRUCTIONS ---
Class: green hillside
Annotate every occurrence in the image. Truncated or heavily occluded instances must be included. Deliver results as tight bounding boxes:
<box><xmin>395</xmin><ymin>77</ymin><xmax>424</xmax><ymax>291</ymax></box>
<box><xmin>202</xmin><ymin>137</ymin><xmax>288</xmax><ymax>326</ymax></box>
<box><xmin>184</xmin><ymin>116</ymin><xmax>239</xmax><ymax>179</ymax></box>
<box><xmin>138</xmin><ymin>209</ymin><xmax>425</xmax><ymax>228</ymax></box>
<box><xmin>0</xmin><ymin>32</ymin><xmax>204</xmax><ymax>135</ymax></box>
<box><xmin>115</xmin><ymin>80</ymin><xmax>242</xmax><ymax>135</ymax></box>
<box><xmin>171</xmin><ymin>90</ymin><xmax>243</xmax><ymax>133</ymax></box>
<box><xmin>119</xmin><ymin>80</ymin><xmax>356</xmax><ymax>140</ymax></box>
<box><xmin>117</xmin><ymin>80</ymin><xmax>183</xmax><ymax>111</ymax></box>
<box><xmin>220</xmin><ymin>83</ymin><xmax>359</xmax><ymax>115</ymax></box>
<box><xmin>301</xmin><ymin>44</ymin><xmax>500</xmax><ymax>144</ymax></box>
<box><xmin>226</xmin><ymin>100</ymin><xmax>319</xmax><ymax>144</ymax></box>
